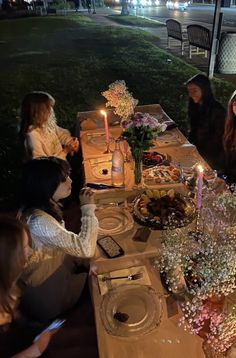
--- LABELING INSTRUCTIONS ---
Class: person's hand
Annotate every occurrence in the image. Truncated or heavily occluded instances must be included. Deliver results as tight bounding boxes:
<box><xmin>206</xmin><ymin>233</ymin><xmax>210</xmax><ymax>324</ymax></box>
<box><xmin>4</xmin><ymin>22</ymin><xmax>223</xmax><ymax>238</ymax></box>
<box><xmin>68</xmin><ymin>138</ymin><xmax>79</xmax><ymax>152</ymax></box>
<box><xmin>64</xmin><ymin>138</ymin><xmax>79</xmax><ymax>155</ymax></box>
<box><xmin>79</xmin><ymin>188</ymin><xmax>95</xmax><ymax>206</ymax></box>
<box><xmin>10</xmin><ymin>331</ymin><xmax>55</xmax><ymax>358</ymax></box>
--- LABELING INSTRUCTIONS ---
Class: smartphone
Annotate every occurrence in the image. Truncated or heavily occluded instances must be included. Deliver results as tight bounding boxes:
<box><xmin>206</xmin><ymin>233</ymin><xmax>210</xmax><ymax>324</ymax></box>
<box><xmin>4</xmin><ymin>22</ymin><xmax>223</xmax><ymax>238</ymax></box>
<box><xmin>132</xmin><ymin>227</ymin><xmax>151</xmax><ymax>243</ymax></box>
<box><xmin>97</xmin><ymin>236</ymin><xmax>124</xmax><ymax>259</ymax></box>
<box><xmin>33</xmin><ymin>319</ymin><xmax>66</xmax><ymax>342</ymax></box>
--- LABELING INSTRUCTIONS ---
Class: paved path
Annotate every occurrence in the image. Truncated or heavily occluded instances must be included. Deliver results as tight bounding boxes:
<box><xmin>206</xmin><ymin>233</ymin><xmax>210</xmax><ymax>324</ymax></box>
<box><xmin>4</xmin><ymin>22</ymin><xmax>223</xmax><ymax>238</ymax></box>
<box><xmin>85</xmin><ymin>6</ymin><xmax>236</xmax><ymax>86</ymax></box>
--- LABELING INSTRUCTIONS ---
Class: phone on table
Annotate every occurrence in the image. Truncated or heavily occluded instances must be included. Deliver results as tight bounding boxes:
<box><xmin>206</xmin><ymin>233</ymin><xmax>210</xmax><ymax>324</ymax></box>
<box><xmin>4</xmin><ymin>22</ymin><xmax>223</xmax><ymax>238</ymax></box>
<box><xmin>132</xmin><ymin>227</ymin><xmax>151</xmax><ymax>243</ymax></box>
<box><xmin>97</xmin><ymin>236</ymin><xmax>124</xmax><ymax>259</ymax></box>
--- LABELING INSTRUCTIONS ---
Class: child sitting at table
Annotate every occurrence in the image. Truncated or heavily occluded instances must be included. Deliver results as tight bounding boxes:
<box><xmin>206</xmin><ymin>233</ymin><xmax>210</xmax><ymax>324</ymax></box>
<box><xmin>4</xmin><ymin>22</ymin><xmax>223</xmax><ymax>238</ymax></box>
<box><xmin>186</xmin><ymin>74</ymin><xmax>226</xmax><ymax>171</ymax></box>
<box><xmin>19</xmin><ymin>91</ymin><xmax>79</xmax><ymax>160</ymax></box>
<box><xmin>0</xmin><ymin>215</ymin><xmax>57</xmax><ymax>358</ymax></box>
<box><xmin>222</xmin><ymin>90</ymin><xmax>236</xmax><ymax>184</ymax></box>
<box><xmin>19</xmin><ymin>91</ymin><xmax>84</xmax><ymax>197</ymax></box>
<box><xmin>18</xmin><ymin>157</ymin><xmax>98</xmax><ymax>324</ymax></box>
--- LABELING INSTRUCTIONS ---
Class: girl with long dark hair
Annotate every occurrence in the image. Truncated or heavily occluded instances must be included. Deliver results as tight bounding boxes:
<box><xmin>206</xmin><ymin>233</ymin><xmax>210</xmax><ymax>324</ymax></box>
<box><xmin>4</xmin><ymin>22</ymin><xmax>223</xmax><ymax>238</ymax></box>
<box><xmin>0</xmin><ymin>216</ymin><xmax>56</xmax><ymax>358</ymax></box>
<box><xmin>223</xmin><ymin>90</ymin><xmax>236</xmax><ymax>184</ymax></box>
<box><xmin>186</xmin><ymin>74</ymin><xmax>226</xmax><ymax>170</ymax></box>
<box><xmin>18</xmin><ymin>157</ymin><xmax>98</xmax><ymax>323</ymax></box>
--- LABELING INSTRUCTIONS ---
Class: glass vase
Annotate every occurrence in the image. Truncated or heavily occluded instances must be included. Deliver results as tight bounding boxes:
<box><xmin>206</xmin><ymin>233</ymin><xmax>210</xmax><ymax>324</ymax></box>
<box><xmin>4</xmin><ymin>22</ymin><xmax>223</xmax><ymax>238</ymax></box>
<box><xmin>133</xmin><ymin>151</ymin><xmax>143</xmax><ymax>186</ymax></box>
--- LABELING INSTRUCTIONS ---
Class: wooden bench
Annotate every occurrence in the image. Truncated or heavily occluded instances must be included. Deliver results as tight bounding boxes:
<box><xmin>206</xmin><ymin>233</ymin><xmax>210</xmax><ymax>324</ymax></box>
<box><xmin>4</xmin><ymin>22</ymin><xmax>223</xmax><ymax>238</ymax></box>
<box><xmin>187</xmin><ymin>25</ymin><xmax>211</xmax><ymax>59</ymax></box>
<box><xmin>166</xmin><ymin>19</ymin><xmax>188</xmax><ymax>56</ymax></box>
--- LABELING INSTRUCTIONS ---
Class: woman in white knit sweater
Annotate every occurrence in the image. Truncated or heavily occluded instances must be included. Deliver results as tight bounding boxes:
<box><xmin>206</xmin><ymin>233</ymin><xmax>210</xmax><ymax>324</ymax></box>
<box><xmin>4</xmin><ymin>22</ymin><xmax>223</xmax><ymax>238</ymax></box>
<box><xmin>19</xmin><ymin>91</ymin><xmax>79</xmax><ymax>160</ymax></box>
<box><xmin>18</xmin><ymin>157</ymin><xmax>98</xmax><ymax>323</ymax></box>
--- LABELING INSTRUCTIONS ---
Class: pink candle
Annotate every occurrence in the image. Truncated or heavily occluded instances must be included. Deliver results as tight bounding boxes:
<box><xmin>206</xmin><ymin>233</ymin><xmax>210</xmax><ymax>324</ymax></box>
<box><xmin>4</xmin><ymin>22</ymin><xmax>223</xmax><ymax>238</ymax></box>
<box><xmin>100</xmin><ymin>110</ymin><xmax>109</xmax><ymax>144</ymax></box>
<box><xmin>196</xmin><ymin>164</ymin><xmax>204</xmax><ymax>209</ymax></box>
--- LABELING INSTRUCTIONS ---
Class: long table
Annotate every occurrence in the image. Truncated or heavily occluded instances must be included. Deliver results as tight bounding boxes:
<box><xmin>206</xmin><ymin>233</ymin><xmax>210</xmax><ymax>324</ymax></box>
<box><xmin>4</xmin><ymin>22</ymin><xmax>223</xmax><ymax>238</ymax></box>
<box><xmin>78</xmin><ymin>105</ymin><xmax>206</xmax><ymax>358</ymax></box>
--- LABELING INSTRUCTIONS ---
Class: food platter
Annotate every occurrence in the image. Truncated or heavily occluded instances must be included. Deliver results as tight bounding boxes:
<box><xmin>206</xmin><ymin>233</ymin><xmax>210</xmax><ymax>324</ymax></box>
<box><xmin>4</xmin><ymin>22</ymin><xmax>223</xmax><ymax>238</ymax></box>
<box><xmin>142</xmin><ymin>151</ymin><xmax>170</xmax><ymax>168</ymax></box>
<box><xmin>100</xmin><ymin>284</ymin><xmax>162</xmax><ymax>337</ymax></box>
<box><xmin>143</xmin><ymin>165</ymin><xmax>182</xmax><ymax>185</ymax></box>
<box><xmin>133</xmin><ymin>189</ymin><xmax>196</xmax><ymax>230</ymax></box>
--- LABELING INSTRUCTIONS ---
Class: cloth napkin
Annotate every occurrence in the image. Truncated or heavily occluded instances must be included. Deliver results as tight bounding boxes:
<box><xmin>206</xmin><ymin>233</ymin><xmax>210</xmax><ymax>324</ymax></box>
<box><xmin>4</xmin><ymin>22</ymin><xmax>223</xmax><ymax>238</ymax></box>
<box><xmin>97</xmin><ymin>265</ymin><xmax>151</xmax><ymax>296</ymax></box>
<box><xmin>154</xmin><ymin>132</ymin><xmax>182</xmax><ymax>148</ymax></box>
<box><xmin>89</xmin><ymin>156</ymin><xmax>112</xmax><ymax>166</ymax></box>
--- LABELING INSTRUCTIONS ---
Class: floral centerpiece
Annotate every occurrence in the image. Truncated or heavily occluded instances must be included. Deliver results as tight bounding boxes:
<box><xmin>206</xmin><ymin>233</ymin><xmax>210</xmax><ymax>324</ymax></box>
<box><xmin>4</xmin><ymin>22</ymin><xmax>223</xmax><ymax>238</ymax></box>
<box><xmin>121</xmin><ymin>112</ymin><xmax>167</xmax><ymax>184</ymax></box>
<box><xmin>102</xmin><ymin>80</ymin><xmax>167</xmax><ymax>185</ymax></box>
<box><xmin>201</xmin><ymin>186</ymin><xmax>236</xmax><ymax>235</ymax></box>
<box><xmin>101</xmin><ymin>80</ymin><xmax>138</xmax><ymax>120</ymax></box>
<box><xmin>153</xmin><ymin>190</ymin><xmax>236</xmax><ymax>355</ymax></box>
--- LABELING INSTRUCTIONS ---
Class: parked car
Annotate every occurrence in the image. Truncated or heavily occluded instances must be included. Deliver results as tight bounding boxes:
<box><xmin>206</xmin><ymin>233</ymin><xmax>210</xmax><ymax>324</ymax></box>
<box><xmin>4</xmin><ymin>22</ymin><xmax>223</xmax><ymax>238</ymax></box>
<box><xmin>166</xmin><ymin>0</ymin><xmax>189</xmax><ymax>10</ymax></box>
<box><xmin>130</xmin><ymin>0</ymin><xmax>160</xmax><ymax>7</ymax></box>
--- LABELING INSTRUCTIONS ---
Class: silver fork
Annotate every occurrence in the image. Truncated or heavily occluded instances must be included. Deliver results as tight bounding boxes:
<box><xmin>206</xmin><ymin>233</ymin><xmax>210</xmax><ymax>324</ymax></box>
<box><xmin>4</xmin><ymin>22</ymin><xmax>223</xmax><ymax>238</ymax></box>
<box><xmin>102</xmin><ymin>272</ymin><xmax>143</xmax><ymax>282</ymax></box>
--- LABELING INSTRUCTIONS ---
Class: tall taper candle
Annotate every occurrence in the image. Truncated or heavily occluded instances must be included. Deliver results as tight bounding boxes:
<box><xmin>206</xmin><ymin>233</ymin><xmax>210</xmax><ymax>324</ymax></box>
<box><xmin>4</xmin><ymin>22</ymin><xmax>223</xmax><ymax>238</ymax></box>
<box><xmin>196</xmin><ymin>164</ymin><xmax>204</xmax><ymax>210</ymax></box>
<box><xmin>100</xmin><ymin>110</ymin><xmax>109</xmax><ymax>144</ymax></box>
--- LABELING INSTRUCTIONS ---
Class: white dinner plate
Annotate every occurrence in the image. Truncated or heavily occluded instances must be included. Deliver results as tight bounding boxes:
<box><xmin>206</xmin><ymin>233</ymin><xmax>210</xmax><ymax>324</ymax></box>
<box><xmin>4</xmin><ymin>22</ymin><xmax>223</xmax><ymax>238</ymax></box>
<box><xmin>96</xmin><ymin>207</ymin><xmax>134</xmax><ymax>236</ymax></box>
<box><xmin>100</xmin><ymin>284</ymin><xmax>163</xmax><ymax>337</ymax></box>
<box><xmin>91</xmin><ymin>163</ymin><xmax>112</xmax><ymax>180</ymax></box>
<box><xmin>87</xmin><ymin>134</ymin><xmax>113</xmax><ymax>146</ymax></box>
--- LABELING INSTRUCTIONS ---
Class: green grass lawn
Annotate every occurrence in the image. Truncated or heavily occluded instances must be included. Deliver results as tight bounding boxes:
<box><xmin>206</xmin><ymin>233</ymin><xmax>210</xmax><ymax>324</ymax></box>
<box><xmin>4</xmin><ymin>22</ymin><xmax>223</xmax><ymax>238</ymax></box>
<box><xmin>0</xmin><ymin>14</ymin><xmax>234</xmax><ymax>209</ymax></box>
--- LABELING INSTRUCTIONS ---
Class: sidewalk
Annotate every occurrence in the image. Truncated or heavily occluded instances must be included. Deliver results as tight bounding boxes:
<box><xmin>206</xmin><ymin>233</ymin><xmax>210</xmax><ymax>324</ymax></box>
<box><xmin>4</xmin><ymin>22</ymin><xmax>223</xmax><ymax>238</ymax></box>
<box><xmin>86</xmin><ymin>6</ymin><xmax>236</xmax><ymax>86</ymax></box>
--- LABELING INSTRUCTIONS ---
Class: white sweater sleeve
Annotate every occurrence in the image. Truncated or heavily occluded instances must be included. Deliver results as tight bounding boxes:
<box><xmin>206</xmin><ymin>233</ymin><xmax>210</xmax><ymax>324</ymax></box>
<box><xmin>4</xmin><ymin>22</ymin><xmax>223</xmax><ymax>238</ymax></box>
<box><xmin>25</xmin><ymin>130</ymin><xmax>67</xmax><ymax>160</ymax></box>
<box><xmin>55</xmin><ymin>125</ymin><xmax>72</xmax><ymax>145</ymax></box>
<box><xmin>25</xmin><ymin>132</ymin><xmax>49</xmax><ymax>158</ymax></box>
<box><xmin>28</xmin><ymin>205</ymin><xmax>98</xmax><ymax>258</ymax></box>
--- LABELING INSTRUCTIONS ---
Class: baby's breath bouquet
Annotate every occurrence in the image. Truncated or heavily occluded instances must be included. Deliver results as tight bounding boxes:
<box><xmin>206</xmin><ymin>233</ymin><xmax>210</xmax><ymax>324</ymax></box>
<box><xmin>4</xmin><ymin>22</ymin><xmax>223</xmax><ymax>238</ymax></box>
<box><xmin>153</xmin><ymin>200</ymin><xmax>236</xmax><ymax>354</ymax></box>
<box><xmin>101</xmin><ymin>80</ymin><xmax>138</xmax><ymax>120</ymax></box>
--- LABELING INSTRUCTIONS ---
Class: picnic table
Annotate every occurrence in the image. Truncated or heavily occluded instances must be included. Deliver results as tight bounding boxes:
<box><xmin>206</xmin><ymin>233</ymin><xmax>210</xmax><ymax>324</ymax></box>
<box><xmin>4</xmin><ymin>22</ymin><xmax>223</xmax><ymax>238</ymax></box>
<box><xmin>78</xmin><ymin>104</ymin><xmax>208</xmax><ymax>358</ymax></box>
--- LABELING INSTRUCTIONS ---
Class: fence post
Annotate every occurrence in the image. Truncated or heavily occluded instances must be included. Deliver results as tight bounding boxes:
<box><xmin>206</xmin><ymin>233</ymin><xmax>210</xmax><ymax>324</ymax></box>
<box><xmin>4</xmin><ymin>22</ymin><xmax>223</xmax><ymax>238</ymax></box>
<box><xmin>208</xmin><ymin>0</ymin><xmax>222</xmax><ymax>79</ymax></box>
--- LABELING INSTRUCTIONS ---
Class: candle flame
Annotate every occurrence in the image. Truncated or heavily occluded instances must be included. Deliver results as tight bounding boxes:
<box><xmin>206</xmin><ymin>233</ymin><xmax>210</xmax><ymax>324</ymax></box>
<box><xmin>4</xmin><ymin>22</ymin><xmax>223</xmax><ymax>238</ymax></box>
<box><xmin>100</xmin><ymin>110</ymin><xmax>107</xmax><ymax>116</ymax></box>
<box><xmin>197</xmin><ymin>164</ymin><xmax>204</xmax><ymax>173</ymax></box>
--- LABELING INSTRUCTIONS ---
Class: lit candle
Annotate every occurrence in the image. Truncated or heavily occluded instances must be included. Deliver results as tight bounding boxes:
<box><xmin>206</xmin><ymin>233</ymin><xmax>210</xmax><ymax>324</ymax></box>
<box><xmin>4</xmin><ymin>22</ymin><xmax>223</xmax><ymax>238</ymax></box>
<box><xmin>196</xmin><ymin>164</ymin><xmax>204</xmax><ymax>210</ymax></box>
<box><xmin>100</xmin><ymin>110</ymin><xmax>109</xmax><ymax>144</ymax></box>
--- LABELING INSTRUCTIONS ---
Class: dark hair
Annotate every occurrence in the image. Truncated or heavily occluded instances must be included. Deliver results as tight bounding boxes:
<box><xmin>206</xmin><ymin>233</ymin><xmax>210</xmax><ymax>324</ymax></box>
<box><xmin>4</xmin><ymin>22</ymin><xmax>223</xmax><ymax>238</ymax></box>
<box><xmin>19</xmin><ymin>91</ymin><xmax>55</xmax><ymax>141</ymax></box>
<box><xmin>186</xmin><ymin>73</ymin><xmax>214</xmax><ymax>110</ymax></box>
<box><xmin>223</xmin><ymin>90</ymin><xmax>236</xmax><ymax>154</ymax></box>
<box><xmin>20</xmin><ymin>157</ymin><xmax>71</xmax><ymax>222</ymax></box>
<box><xmin>0</xmin><ymin>216</ymin><xmax>27</xmax><ymax>316</ymax></box>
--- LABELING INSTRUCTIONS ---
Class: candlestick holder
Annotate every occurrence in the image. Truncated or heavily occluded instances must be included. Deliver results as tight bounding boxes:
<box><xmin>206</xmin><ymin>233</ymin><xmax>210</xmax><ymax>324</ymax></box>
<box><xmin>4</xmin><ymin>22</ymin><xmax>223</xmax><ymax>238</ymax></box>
<box><xmin>103</xmin><ymin>141</ymin><xmax>112</xmax><ymax>154</ymax></box>
<box><xmin>195</xmin><ymin>208</ymin><xmax>202</xmax><ymax>233</ymax></box>
<box><xmin>188</xmin><ymin>208</ymin><xmax>204</xmax><ymax>243</ymax></box>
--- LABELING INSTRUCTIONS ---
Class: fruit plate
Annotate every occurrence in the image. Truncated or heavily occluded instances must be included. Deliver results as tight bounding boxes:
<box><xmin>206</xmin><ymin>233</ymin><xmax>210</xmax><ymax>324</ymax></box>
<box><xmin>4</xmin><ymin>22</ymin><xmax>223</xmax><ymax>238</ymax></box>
<box><xmin>142</xmin><ymin>151</ymin><xmax>170</xmax><ymax>168</ymax></box>
<box><xmin>133</xmin><ymin>189</ymin><xmax>196</xmax><ymax>230</ymax></box>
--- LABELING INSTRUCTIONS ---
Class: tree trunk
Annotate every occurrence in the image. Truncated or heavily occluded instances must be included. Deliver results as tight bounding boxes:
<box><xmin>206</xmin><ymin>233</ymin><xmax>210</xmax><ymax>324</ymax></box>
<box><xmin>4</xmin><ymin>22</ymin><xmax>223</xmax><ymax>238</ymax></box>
<box><xmin>121</xmin><ymin>0</ymin><xmax>129</xmax><ymax>15</ymax></box>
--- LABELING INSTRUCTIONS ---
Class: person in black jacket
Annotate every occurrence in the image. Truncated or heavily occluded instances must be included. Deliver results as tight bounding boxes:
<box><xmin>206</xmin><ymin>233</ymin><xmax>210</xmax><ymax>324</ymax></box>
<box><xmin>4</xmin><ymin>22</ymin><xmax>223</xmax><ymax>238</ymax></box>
<box><xmin>186</xmin><ymin>74</ymin><xmax>226</xmax><ymax>170</ymax></box>
<box><xmin>223</xmin><ymin>90</ymin><xmax>236</xmax><ymax>184</ymax></box>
